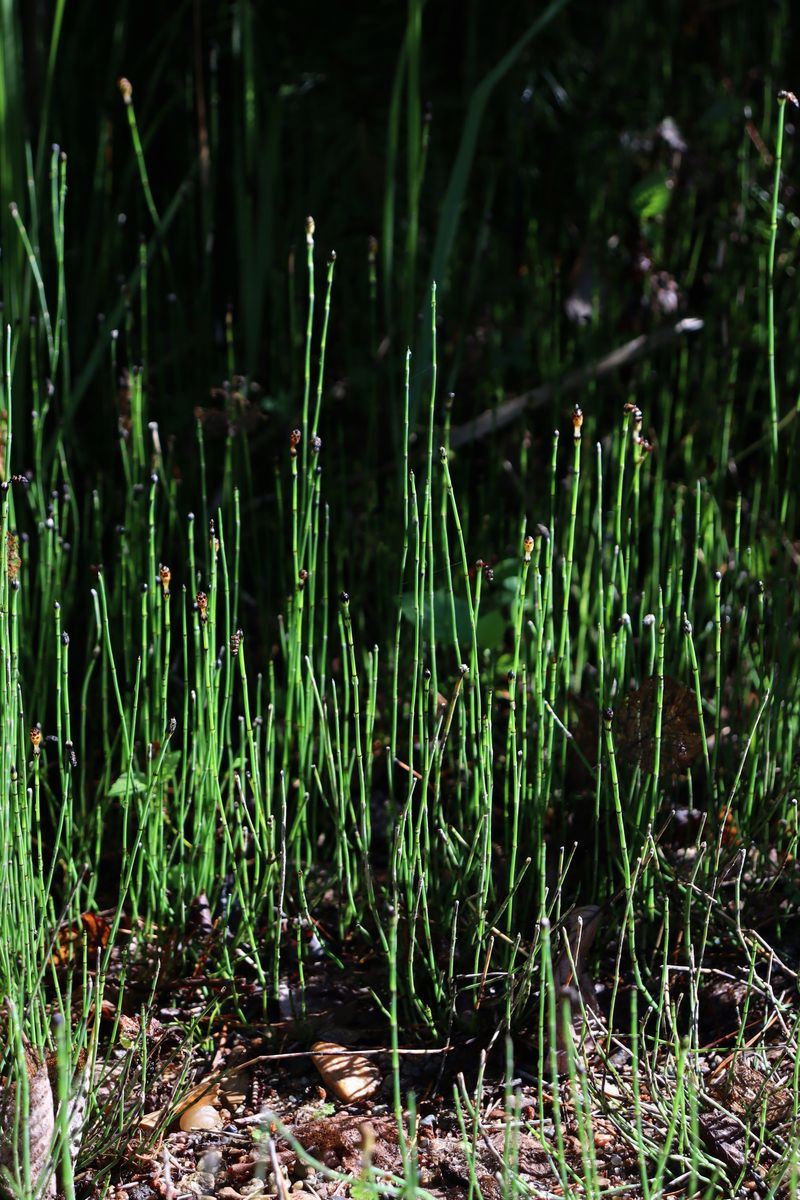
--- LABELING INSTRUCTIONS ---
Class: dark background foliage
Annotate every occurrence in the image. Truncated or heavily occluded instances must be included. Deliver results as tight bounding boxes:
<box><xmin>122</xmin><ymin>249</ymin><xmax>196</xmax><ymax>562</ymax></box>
<box><xmin>4</xmin><ymin>2</ymin><xmax>794</xmax><ymax>443</ymax></box>
<box><xmin>1</xmin><ymin>0</ymin><xmax>798</xmax><ymax>640</ymax></box>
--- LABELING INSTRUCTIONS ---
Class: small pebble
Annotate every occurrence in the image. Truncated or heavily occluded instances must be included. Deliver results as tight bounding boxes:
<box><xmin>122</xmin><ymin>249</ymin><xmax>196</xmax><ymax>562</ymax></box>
<box><xmin>230</xmin><ymin>1160</ymin><xmax>257</xmax><ymax>1180</ymax></box>
<box><xmin>180</xmin><ymin>1173</ymin><xmax>216</xmax><ymax>1196</ymax></box>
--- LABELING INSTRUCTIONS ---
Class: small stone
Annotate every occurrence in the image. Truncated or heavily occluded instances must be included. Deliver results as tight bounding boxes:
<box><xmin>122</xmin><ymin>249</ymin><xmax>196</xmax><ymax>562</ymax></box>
<box><xmin>180</xmin><ymin>1176</ymin><xmax>216</xmax><ymax>1197</ymax></box>
<box><xmin>230</xmin><ymin>1160</ymin><xmax>257</xmax><ymax>1179</ymax></box>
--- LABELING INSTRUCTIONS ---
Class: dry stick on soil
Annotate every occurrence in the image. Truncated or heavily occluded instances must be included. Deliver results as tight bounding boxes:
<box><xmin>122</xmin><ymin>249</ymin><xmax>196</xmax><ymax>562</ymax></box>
<box><xmin>267</xmin><ymin>1136</ymin><xmax>290</xmax><ymax>1200</ymax></box>
<box><xmin>448</xmin><ymin>316</ymin><xmax>704</xmax><ymax>448</ymax></box>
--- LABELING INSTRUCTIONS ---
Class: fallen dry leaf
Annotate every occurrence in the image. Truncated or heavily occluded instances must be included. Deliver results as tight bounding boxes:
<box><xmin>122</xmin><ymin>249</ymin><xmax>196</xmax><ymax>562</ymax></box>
<box><xmin>716</xmin><ymin>1058</ymin><xmax>791</xmax><ymax>1126</ymax></box>
<box><xmin>0</xmin><ymin>1039</ymin><xmax>56</xmax><ymax>1198</ymax></box>
<box><xmin>52</xmin><ymin>912</ymin><xmax>111</xmax><ymax>967</ymax></box>
<box><xmin>699</xmin><ymin>1111</ymin><xmax>749</xmax><ymax>1178</ymax></box>
<box><xmin>571</xmin><ymin>676</ymin><xmax>702</xmax><ymax>779</ymax></box>
<box><xmin>614</xmin><ymin>675</ymin><xmax>702</xmax><ymax>775</ymax></box>
<box><xmin>46</xmin><ymin>1050</ymin><xmax>89</xmax><ymax>1181</ymax></box>
<box><xmin>310</xmin><ymin>1041</ymin><xmax>381</xmax><ymax>1104</ymax></box>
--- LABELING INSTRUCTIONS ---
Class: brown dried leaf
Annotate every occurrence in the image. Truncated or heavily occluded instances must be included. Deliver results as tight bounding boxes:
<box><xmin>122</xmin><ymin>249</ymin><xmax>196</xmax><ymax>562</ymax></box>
<box><xmin>717</xmin><ymin>1059</ymin><xmax>792</xmax><ymax>1126</ymax></box>
<box><xmin>0</xmin><ymin>1041</ymin><xmax>56</xmax><ymax>1198</ymax></box>
<box><xmin>290</xmin><ymin>1112</ymin><xmax>396</xmax><ymax>1174</ymax></box>
<box><xmin>698</xmin><ymin>1111</ymin><xmax>748</xmax><ymax>1177</ymax></box>
<box><xmin>52</xmin><ymin>912</ymin><xmax>111</xmax><ymax>967</ymax></box>
<box><xmin>614</xmin><ymin>676</ymin><xmax>702</xmax><ymax>775</ymax></box>
<box><xmin>572</xmin><ymin>676</ymin><xmax>702</xmax><ymax>779</ymax></box>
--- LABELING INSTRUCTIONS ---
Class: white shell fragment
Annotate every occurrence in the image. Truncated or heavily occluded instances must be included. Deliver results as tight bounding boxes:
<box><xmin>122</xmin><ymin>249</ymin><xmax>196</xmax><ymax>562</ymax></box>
<box><xmin>310</xmin><ymin>1041</ymin><xmax>381</xmax><ymax>1104</ymax></box>
<box><xmin>178</xmin><ymin>1093</ymin><xmax>224</xmax><ymax>1132</ymax></box>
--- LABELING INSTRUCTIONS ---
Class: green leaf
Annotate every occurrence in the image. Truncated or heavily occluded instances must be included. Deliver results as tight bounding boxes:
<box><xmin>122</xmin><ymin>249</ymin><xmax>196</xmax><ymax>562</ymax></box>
<box><xmin>630</xmin><ymin>171</ymin><xmax>672</xmax><ymax>220</ymax></box>
<box><xmin>496</xmin><ymin>652</ymin><xmax>514</xmax><ymax>677</ymax></box>
<box><xmin>400</xmin><ymin>588</ymin><xmax>508</xmax><ymax>652</ymax></box>
<box><xmin>107</xmin><ymin>771</ymin><xmax>147</xmax><ymax>799</ymax></box>
<box><xmin>400</xmin><ymin>589</ymin><xmax>472</xmax><ymax>645</ymax></box>
<box><xmin>160</xmin><ymin>749</ymin><xmax>182</xmax><ymax>779</ymax></box>
<box><xmin>476</xmin><ymin>607</ymin><xmax>507</xmax><ymax>650</ymax></box>
<box><xmin>106</xmin><ymin>750</ymin><xmax>181</xmax><ymax>799</ymax></box>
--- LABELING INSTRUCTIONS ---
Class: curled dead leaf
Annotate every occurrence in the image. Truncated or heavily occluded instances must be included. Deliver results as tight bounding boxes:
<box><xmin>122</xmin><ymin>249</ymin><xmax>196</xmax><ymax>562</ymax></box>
<box><xmin>52</xmin><ymin>912</ymin><xmax>111</xmax><ymax>967</ymax></box>
<box><xmin>0</xmin><ymin>1040</ymin><xmax>56</xmax><ymax>1198</ymax></box>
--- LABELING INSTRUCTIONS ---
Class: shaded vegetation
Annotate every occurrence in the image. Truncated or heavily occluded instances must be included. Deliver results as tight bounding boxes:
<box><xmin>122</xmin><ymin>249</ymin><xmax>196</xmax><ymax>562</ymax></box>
<box><xmin>0</xmin><ymin>1</ymin><xmax>800</xmax><ymax>1197</ymax></box>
